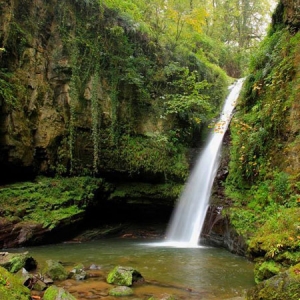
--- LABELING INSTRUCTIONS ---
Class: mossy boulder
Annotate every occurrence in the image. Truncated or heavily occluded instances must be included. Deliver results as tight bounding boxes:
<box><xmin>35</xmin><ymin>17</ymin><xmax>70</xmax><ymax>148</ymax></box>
<box><xmin>0</xmin><ymin>266</ymin><xmax>31</xmax><ymax>300</ymax></box>
<box><xmin>108</xmin><ymin>286</ymin><xmax>134</xmax><ymax>296</ymax></box>
<box><xmin>254</xmin><ymin>260</ymin><xmax>283</xmax><ymax>283</ymax></box>
<box><xmin>106</xmin><ymin>266</ymin><xmax>144</xmax><ymax>286</ymax></box>
<box><xmin>69</xmin><ymin>264</ymin><xmax>87</xmax><ymax>281</ymax></box>
<box><xmin>43</xmin><ymin>260</ymin><xmax>68</xmax><ymax>281</ymax></box>
<box><xmin>43</xmin><ymin>285</ymin><xmax>76</xmax><ymax>300</ymax></box>
<box><xmin>0</xmin><ymin>252</ymin><xmax>37</xmax><ymax>273</ymax></box>
<box><xmin>247</xmin><ymin>263</ymin><xmax>300</xmax><ymax>300</ymax></box>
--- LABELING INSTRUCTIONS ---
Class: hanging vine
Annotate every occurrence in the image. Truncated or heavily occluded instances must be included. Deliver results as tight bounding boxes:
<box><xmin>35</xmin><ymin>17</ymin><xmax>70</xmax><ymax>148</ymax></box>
<box><xmin>91</xmin><ymin>71</ymin><xmax>101</xmax><ymax>174</ymax></box>
<box><xmin>69</xmin><ymin>46</ymin><xmax>80</xmax><ymax>174</ymax></box>
<box><xmin>110</xmin><ymin>74</ymin><xmax>120</xmax><ymax>144</ymax></box>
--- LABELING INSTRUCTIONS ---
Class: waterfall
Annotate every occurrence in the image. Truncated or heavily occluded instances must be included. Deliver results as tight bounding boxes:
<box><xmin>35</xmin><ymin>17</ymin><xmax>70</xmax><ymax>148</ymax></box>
<box><xmin>165</xmin><ymin>78</ymin><xmax>245</xmax><ymax>247</ymax></box>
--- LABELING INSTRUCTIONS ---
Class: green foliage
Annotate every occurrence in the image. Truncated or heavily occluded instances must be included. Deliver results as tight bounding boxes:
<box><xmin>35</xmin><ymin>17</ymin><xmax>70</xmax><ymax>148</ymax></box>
<box><xmin>254</xmin><ymin>260</ymin><xmax>282</xmax><ymax>283</ymax></box>
<box><xmin>0</xmin><ymin>267</ymin><xmax>30</xmax><ymax>300</ymax></box>
<box><xmin>248</xmin><ymin>207</ymin><xmax>300</xmax><ymax>254</ymax></box>
<box><xmin>0</xmin><ymin>69</ymin><xmax>25</xmax><ymax>110</ymax></box>
<box><xmin>163</xmin><ymin>66</ymin><xmax>212</xmax><ymax>126</ymax></box>
<box><xmin>226</xmin><ymin>28</ymin><xmax>300</xmax><ymax>190</ymax></box>
<box><xmin>68</xmin><ymin>47</ymin><xmax>80</xmax><ymax>174</ymax></box>
<box><xmin>100</xmin><ymin>133</ymin><xmax>189</xmax><ymax>181</ymax></box>
<box><xmin>1</xmin><ymin>0</ymin><xmax>233</xmax><ymax>179</ymax></box>
<box><xmin>0</xmin><ymin>177</ymin><xmax>106</xmax><ymax>228</ymax></box>
<box><xmin>109</xmin><ymin>182</ymin><xmax>183</xmax><ymax>202</ymax></box>
<box><xmin>91</xmin><ymin>72</ymin><xmax>101</xmax><ymax>174</ymax></box>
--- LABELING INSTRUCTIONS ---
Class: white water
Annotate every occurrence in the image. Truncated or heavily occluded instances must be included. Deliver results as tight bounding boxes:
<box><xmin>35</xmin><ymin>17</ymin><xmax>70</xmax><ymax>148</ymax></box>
<box><xmin>165</xmin><ymin>79</ymin><xmax>245</xmax><ymax>247</ymax></box>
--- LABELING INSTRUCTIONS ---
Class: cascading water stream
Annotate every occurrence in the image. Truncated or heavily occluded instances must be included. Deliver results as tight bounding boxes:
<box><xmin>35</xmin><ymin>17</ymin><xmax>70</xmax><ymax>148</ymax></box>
<box><xmin>164</xmin><ymin>78</ymin><xmax>245</xmax><ymax>248</ymax></box>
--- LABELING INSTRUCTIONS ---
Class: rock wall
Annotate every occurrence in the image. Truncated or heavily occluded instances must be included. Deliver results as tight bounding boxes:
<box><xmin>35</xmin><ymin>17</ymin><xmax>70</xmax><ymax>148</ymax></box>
<box><xmin>1</xmin><ymin>0</ymin><xmax>227</xmax><ymax>183</ymax></box>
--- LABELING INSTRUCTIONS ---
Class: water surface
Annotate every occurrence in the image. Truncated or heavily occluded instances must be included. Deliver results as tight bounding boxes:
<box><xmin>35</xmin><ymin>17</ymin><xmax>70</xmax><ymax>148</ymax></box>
<box><xmin>21</xmin><ymin>238</ymin><xmax>254</xmax><ymax>299</ymax></box>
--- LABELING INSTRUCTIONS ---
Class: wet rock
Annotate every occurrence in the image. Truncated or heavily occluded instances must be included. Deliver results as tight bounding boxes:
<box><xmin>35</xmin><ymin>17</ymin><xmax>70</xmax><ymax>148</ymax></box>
<box><xmin>109</xmin><ymin>286</ymin><xmax>134</xmax><ymax>296</ymax></box>
<box><xmin>107</xmin><ymin>266</ymin><xmax>144</xmax><ymax>286</ymax></box>
<box><xmin>23</xmin><ymin>268</ymin><xmax>53</xmax><ymax>291</ymax></box>
<box><xmin>246</xmin><ymin>263</ymin><xmax>300</xmax><ymax>300</ymax></box>
<box><xmin>69</xmin><ymin>264</ymin><xmax>87</xmax><ymax>281</ymax></box>
<box><xmin>43</xmin><ymin>260</ymin><xmax>68</xmax><ymax>281</ymax></box>
<box><xmin>201</xmin><ymin>207</ymin><xmax>247</xmax><ymax>256</ymax></box>
<box><xmin>89</xmin><ymin>264</ymin><xmax>101</xmax><ymax>270</ymax></box>
<box><xmin>43</xmin><ymin>285</ymin><xmax>76</xmax><ymax>300</ymax></box>
<box><xmin>0</xmin><ymin>218</ymin><xmax>51</xmax><ymax>248</ymax></box>
<box><xmin>0</xmin><ymin>251</ymin><xmax>37</xmax><ymax>273</ymax></box>
<box><xmin>32</xmin><ymin>278</ymin><xmax>47</xmax><ymax>291</ymax></box>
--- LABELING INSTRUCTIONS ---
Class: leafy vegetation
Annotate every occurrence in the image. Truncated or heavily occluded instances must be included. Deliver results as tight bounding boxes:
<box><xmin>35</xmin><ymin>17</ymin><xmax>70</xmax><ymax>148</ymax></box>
<box><xmin>224</xmin><ymin>1</ymin><xmax>300</xmax><ymax>282</ymax></box>
<box><xmin>0</xmin><ymin>177</ymin><xmax>108</xmax><ymax>229</ymax></box>
<box><xmin>0</xmin><ymin>0</ymin><xmax>274</xmax><ymax>180</ymax></box>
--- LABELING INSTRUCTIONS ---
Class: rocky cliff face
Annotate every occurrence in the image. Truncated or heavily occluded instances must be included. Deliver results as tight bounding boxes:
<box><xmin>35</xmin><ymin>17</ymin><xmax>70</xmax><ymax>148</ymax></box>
<box><xmin>0</xmin><ymin>0</ymin><xmax>227</xmax><ymax>183</ymax></box>
<box><xmin>282</xmin><ymin>0</ymin><xmax>300</xmax><ymax>28</ymax></box>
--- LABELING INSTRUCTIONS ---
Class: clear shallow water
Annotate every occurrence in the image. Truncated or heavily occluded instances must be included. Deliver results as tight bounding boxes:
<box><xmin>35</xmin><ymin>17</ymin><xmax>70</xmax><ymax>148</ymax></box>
<box><xmin>18</xmin><ymin>238</ymin><xmax>254</xmax><ymax>299</ymax></box>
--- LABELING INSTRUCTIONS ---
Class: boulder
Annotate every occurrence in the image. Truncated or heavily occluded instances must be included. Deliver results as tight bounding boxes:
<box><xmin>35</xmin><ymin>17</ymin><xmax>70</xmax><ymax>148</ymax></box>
<box><xmin>69</xmin><ymin>264</ymin><xmax>87</xmax><ymax>281</ymax></box>
<box><xmin>0</xmin><ymin>252</ymin><xmax>37</xmax><ymax>273</ymax></box>
<box><xmin>43</xmin><ymin>285</ymin><xmax>76</xmax><ymax>300</ymax></box>
<box><xmin>43</xmin><ymin>260</ymin><xmax>68</xmax><ymax>281</ymax></box>
<box><xmin>109</xmin><ymin>286</ymin><xmax>134</xmax><ymax>296</ymax></box>
<box><xmin>0</xmin><ymin>266</ymin><xmax>31</xmax><ymax>299</ymax></box>
<box><xmin>247</xmin><ymin>263</ymin><xmax>300</xmax><ymax>300</ymax></box>
<box><xmin>107</xmin><ymin>266</ymin><xmax>144</xmax><ymax>286</ymax></box>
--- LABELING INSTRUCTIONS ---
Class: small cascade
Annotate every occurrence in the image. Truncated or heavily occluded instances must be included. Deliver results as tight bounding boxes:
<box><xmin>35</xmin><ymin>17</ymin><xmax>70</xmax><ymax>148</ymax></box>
<box><xmin>165</xmin><ymin>78</ymin><xmax>245</xmax><ymax>247</ymax></box>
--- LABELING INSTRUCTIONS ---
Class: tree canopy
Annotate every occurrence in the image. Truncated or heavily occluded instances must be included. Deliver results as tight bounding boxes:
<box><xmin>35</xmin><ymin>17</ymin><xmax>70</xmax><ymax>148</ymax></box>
<box><xmin>103</xmin><ymin>0</ymin><xmax>274</xmax><ymax>77</ymax></box>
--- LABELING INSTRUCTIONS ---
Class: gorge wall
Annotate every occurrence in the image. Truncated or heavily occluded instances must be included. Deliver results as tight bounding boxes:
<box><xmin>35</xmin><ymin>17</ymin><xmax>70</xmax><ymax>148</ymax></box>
<box><xmin>203</xmin><ymin>0</ymin><xmax>300</xmax><ymax>259</ymax></box>
<box><xmin>0</xmin><ymin>0</ymin><xmax>229</xmax><ymax>247</ymax></box>
<box><xmin>0</xmin><ymin>0</ymin><xmax>227</xmax><ymax>184</ymax></box>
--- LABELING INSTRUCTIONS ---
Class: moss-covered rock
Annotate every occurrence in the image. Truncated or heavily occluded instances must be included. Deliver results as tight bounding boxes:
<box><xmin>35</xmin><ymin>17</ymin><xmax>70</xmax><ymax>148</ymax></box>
<box><xmin>69</xmin><ymin>264</ymin><xmax>87</xmax><ymax>281</ymax></box>
<box><xmin>108</xmin><ymin>286</ymin><xmax>134</xmax><ymax>296</ymax></box>
<box><xmin>254</xmin><ymin>260</ymin><xmax>283</xmax><ymax>283</ymax></box>
<box><xmin>0</xmin><ymin>176</ymin><xmax>108</xmax><ymax>248</ymax></box>
<box><xmin>247</xmin><ymin>263</ymin><xmax>300</xmax><ymax>300</ymax></box>
<box><xmin>106</xmin><ymin>266</ymin><xmax>144</xmax><ymax>286</ymax></box>
<box><xmin>0</xmin><ymin>252</ymin><xmax>37</xmax><ymax>273</ymax></box>
<box><xmin>43</xmin><ymin>285</ymin><xmax>76</xmax><ymax>300</ymax></box>
<box><xmin>0</xmin><ymin>266</ymin><xmax>31</xmax><ymax>300</ymax></box>
<box><xmin>43</xmin><ymin>260</ymin><xmax>68</xmax><ymax>281</ymax></box>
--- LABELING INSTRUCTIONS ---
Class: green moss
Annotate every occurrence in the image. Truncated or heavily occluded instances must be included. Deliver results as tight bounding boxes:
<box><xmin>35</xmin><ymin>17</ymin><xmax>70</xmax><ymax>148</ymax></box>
<box><xmin>109</xmin><ymin>182</ymin><xmax>183</xmax><ymax>203</ymax></box>
<box><xmin>43</xmin><ymin>285</ymin><xmax>76</xmax><ymax>300</ymax></box>
<box><xmin>248</xmin><ymin>207</ymin><xmax>300</xmax><ymax>258</ymax></box>
<box><xmin>254</xmin><ymin>260</ymin><xmax>283</xmax><ymax>283</ymax></box>
<box><xmin>247</xmin><ymin>263</ymin><xmax>300</xmax><ymax>300</ymax></box>
<box><xmin>43</xmin><ymin>260</ymin><xmax>68</xmax><ymax>281</ymax></box>
<box><xmin>107</xmin><ymin>266</ymin><xmax>143</xmax><ymax>286</ymax></box>
<box><xmin>276</xmin><ymin>251</ymin><xmax>300</xmax><ymax>266</ymax></box>
<box><xmin>109</xmin><ymin>286</ymin><xmax>133</xmax><ymax>297</ymax></box>
<box><xmin>0</xmin><ymin>177</ymin><xmax>106</xmax><ymax>229</ymax></box>
<box><xmin>0</xmin><ymin>266</ymin><xmax>30</xmax><ymax>300</ymax></box>
<box><xmin>101</xmin><ymin>134</ymin><xmax>190</xmax><ymax>181</ymax></box>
